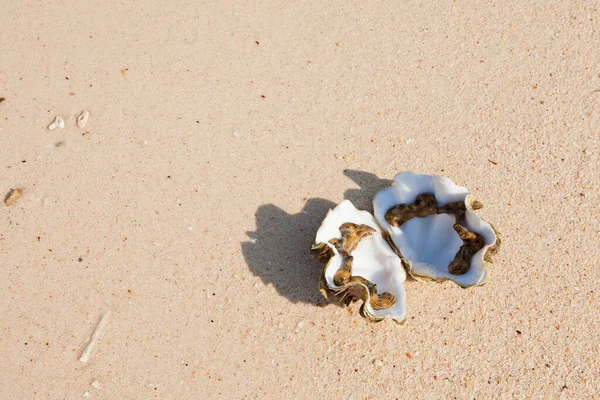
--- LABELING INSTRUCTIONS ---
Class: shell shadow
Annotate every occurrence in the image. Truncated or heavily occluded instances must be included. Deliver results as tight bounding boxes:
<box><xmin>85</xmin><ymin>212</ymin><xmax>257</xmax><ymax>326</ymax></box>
<box><xmin>241</xmin><ymin>169</ymin><xmax>393</xmax><ymax>305</ymax></box>
<box><xmin>342</xmin><ymin>169</ymin><xmax>393</xmax><ymax>212</ymax></box>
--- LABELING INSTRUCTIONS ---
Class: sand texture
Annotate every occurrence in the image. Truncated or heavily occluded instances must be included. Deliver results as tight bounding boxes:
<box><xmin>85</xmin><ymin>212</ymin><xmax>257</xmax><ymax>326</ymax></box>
<box><xmin>1</xmin><ymin>1</ymin><xmax>599</xmax><ymax>398</ymax></box>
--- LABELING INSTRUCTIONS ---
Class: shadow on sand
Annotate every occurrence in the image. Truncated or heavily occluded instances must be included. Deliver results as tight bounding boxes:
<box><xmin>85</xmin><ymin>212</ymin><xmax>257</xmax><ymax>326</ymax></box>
<box><xmin>241</xmin><ymin>170</ymin><xmax>393</xmax><ymax>305</ymax></box>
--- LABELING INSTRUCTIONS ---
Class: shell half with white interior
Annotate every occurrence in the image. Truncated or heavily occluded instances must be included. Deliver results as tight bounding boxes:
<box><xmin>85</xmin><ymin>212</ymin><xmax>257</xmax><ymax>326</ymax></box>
<box><xmin>373</xmin><ymin>172</ymin><xmax>500</xmax><ymax>287</ymax></box>
<box><xmin>311</xmin><ymin>200</ymin><xmax>407</xmax><ymax>323</ymax></box>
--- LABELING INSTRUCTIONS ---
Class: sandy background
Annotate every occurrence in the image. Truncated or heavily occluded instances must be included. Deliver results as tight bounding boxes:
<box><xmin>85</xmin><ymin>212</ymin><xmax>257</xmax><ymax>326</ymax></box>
<box><xmin>1</xmin><ymin>1</ymin><xmax>599</xmax><ymax>398</ymax></box>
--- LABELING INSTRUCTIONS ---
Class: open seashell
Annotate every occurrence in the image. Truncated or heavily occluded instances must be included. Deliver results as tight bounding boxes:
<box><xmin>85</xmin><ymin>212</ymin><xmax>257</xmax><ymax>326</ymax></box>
<box><xmin>312</xmin><ymin>172</ymin><xmax>500</xmax><ymax>322</ymax></box>
<box><xmin>311</xmin><ymin>200</ymin><xmax>407</xmax><ymax>323</ymax></box>
<box><xmin>373</xmin><ymin>172</ymin><xmax>499</xmax><ymax>287</ymax></box>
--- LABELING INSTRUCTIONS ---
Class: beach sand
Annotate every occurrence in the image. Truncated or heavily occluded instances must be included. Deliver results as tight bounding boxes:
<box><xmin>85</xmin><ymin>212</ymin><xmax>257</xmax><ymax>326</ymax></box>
<box><xmin>1</xmin><ymin>1</ymin><xmax>598</xmax><ymax>398</ymax></box>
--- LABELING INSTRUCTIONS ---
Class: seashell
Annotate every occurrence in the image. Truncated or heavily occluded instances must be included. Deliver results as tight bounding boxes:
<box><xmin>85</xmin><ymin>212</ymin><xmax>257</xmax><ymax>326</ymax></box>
<box><xmin>48</xmin><ymin>116</ymin><xmax>64</xmax><ymax>130</ymax></box>
<box><xmin>77</xmin><ymin>110</ymin><xmax>90</xmax><ymax>128</ymax></box>
<box><xmin>373</xmin><ymin>172</ymin><xmax>499</xmax><ymax>287</ymax></box>
<box><xmin>312</xmin><ymin>172</ymin><xmax>500</xmax><ymax>322</ymax></box>
<box><xmin>312</xmin><ymin>200</ymin><xmax>407</xmax><ymax>323</ymax></box>
<box><xmin>4</xmin><ymin>188</ymin><xmax>23</xmax><ymax>206</ymax></box>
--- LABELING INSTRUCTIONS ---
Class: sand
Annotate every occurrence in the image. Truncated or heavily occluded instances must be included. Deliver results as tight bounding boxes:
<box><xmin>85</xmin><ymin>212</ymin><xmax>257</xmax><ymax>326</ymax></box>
<box><xmin>0</xmin><ymin>1</ymin><xmax>599</xmax><ymax>398</ymax></box>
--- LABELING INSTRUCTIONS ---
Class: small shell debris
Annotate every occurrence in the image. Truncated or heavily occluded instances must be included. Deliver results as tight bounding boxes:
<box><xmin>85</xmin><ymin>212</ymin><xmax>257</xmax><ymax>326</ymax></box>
<box><xmin>77</xmin><ymin>110</ymin><xmax>90</xmax><ymax>128</ymax></box>
<box><xmin>4</xmin><ymin>188</ymin><xmax>23</xmax><ymax>206</ymax></box>
<box><xmin>48</xmin><ymin>116</ymin><xmax>65</xmax><ymax>130</ymax></box>
<box><xmin>334</xmin><ymin>154</ymin><xmax>352</xmax><ymax>163</ymax></box>
<box><xmin>90</xmin><ymin>380</ymin><xmax>101</xmax><ymax>390</ymax></box>
<box><xmin>373</xmin><ymin>359</ymin><xmax>383</xmax><ymax>367</ymax></box>
<box><xmin>4</xmin><ymin>189</ymin><xmax>23</xmax><ymax>207</ymax></box>
<box><xmin>79</xmin><ymin>311</ymin><xmax>110</xmax><ymax>363</ymax></box>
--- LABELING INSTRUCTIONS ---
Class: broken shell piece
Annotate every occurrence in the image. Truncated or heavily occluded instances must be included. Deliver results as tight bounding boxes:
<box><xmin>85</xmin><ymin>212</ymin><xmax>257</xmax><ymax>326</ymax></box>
<box><xmin>79</xmin><ymin>311</ymin><xmax>110</xmax><ymax>363</ymax></box>
<box><xmin>373</xmin><ymin>172</ymin><xmax>499</xmax><ymax>287</ymax></box>
<box><xmin>48</xmin><ymin>116</ymin><xmax>65</xmax><ymax>130</ymax></box>
<box><xmin>4</xmin><ymin>188</ymin><xmax>23</xmax><ymax>206</ymax></box>
<box><xmin>77</xmin><ymin>110</ymin><xmax>90</xmax><ymax>128</ymax></box>
<box><xmin>312</xmin><ymin>200</ymin><xmax>407</xmax><ymax>323</ymax></box>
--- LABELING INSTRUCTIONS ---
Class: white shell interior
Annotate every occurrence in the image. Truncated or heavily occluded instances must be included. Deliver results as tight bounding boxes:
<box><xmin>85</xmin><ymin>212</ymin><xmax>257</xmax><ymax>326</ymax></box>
<box><xmin>373</xmin><ymin>172</ymin><xmax>497</xmax><ymax>287</ymax></box>
<box><xmin>315</xmin><ymin>200</ymin><xmax>380</xmax><ymax>244</ymax></box>
<box><xmin>315</xmin><ymin>200</ymin><xmax>406</xmax><ymax>322</ymax></box>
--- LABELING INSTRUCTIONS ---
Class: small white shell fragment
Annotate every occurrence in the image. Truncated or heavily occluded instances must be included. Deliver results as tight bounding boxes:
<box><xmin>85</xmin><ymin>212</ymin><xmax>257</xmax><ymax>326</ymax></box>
<box><xmin>48</xmin><ymin>116</ymin><xmax>65</xmax><ymax>130</ymax></box>
<box><xmin>91</xmin><ymin>380</ymin><xmax>101</xmax><ymax>390</ymax></box>
<box><xmin>77</xmin><ymin>110</ymin><xmax>90</xmax><ymax>128</ymax></box>
<box><xmin>79</xmin><ymin>311</ymin><xmax>110</xmax><ymax>363</ymax></box>
<box><xmin>82</xmin><ymin>392</ymin><xmax>89</xmax><ymax>397</ymax></box>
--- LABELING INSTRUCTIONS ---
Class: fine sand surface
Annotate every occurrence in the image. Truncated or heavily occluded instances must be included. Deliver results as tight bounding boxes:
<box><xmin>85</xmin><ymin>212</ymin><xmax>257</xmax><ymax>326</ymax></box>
<box><xmin>1</xmin><ymin>1</ymin><xmax>599</xmax><ymax>399</ymax></box>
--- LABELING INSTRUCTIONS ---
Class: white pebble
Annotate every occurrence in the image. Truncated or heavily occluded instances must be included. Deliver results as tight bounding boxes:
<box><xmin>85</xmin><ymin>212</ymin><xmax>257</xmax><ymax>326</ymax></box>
<box><xmin>82</xmin><ymin>392</ymin><xmax>89</xmax><ymax>397</ymax></box>
<box><xmin>90</xmin><ymin>380</ymin><xmax>101</xmax><ymax>390</ymax></box>
<box><xmin>233</xmin><ymin>130</ymin><xmax>240</xmax><ymax>137</ymax></box>
<box><xmin>77</xmin><ymin>110</ymin><xmax>90</xmax><ymax>128</ymax></box>
<box><xmin>373</xmin><ymin>359</ymin><xmax>383</xmax><ymax>367</ymax></box>
<box><xmin>48</xmin><ymin>116</ymin><xmax>64</xmax><ymax>130</ymax></box>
